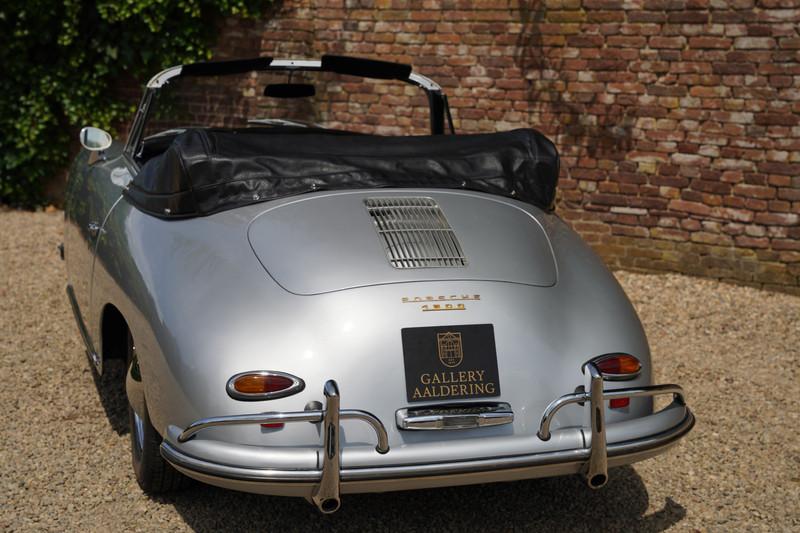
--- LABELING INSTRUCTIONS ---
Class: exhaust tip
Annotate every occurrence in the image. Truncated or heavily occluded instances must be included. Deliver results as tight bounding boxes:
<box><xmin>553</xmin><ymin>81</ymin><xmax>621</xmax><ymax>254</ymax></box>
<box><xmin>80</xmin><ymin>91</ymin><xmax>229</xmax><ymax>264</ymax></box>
<box><xmin>588</xmin><ymin>473</ymin><xmax>607</xmax><ymax>489</ymax></box>
<box><xmin>319</xmin><ymin>498</ymin><xmax>341</xmax><ymax>514</ymax></box>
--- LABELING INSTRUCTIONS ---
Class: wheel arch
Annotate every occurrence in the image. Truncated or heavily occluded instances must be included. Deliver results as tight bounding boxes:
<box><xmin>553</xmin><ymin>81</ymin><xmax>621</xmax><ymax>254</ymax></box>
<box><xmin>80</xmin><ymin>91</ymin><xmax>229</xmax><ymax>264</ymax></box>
<box><xmin>100</xmin><ymin>302</ymin><xmax>149</xmax><ymax>431</ymax></box>
<box><xmin>100</xmin><ymin>303</ymin><xmax>129</xmax><ymax>364</ymax></box>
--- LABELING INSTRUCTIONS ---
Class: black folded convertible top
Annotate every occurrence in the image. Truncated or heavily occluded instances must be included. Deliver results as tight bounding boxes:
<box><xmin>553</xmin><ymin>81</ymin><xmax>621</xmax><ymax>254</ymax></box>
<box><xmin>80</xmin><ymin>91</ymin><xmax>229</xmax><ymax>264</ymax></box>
<box><xmin>125</xmin><ymin>128</ymin><xmax>559</xmax><ymax>218</ymax></box>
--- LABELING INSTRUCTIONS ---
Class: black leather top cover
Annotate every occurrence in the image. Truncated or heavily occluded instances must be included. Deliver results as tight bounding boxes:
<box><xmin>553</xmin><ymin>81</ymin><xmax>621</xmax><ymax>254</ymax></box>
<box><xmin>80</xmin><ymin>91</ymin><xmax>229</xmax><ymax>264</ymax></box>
<box><xmin>125</xmin><ymin>128</ymin><xmax>559</xmax><ymax>218</ymax></box>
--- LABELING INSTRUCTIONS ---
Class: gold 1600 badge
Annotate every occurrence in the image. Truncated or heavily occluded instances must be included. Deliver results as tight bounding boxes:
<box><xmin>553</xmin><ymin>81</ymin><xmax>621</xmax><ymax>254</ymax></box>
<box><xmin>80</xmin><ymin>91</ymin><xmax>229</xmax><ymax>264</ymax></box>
<box><xmin>437</xmin><ymin>332</ymin><xmax>463</xmax><ymax>367</ymax></box>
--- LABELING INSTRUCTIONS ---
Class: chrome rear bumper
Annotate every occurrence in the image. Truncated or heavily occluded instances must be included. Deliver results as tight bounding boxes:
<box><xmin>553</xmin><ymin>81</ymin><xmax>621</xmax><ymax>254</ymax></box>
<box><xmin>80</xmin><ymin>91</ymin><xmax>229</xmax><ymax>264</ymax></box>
<box><xmin>163</xmin><ymin>369</ymin><xmax>693</xmax><ymax>512</ymax></box>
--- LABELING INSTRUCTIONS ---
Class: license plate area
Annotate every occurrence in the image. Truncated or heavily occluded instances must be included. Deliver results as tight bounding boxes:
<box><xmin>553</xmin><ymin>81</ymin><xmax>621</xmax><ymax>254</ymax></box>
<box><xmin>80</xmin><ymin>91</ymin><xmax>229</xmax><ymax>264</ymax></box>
<box><xmin>401</xmin><ymin>324</ymin><xmax>500</xmax><ymax>402</ymax></box>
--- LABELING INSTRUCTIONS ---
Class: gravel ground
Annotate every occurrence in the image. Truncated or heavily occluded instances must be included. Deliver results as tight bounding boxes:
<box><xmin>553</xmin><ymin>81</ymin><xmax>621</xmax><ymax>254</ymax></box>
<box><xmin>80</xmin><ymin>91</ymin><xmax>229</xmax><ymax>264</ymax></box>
<box><xmin>1</xmin><ymin>208</ymin><xmax>798</xmax><ymax>532</ymax></box>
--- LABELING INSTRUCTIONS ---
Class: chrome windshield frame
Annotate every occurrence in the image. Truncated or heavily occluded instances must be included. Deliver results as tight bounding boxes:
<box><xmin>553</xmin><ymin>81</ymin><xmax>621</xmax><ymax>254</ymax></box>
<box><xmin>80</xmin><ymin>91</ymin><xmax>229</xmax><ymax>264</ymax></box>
<box><xmin>124</xmin><ymin>57</ymin><xmax>448</xmax><ymax>158</ymax></box>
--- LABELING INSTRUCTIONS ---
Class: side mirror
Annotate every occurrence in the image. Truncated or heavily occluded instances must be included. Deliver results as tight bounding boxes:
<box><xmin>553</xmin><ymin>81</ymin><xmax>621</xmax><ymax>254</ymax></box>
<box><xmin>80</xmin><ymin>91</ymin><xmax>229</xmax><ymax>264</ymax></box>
<box><xmin>79</xmin><ymin>126</ymin><xmax>113</xmax><ymax>152</ymax></box>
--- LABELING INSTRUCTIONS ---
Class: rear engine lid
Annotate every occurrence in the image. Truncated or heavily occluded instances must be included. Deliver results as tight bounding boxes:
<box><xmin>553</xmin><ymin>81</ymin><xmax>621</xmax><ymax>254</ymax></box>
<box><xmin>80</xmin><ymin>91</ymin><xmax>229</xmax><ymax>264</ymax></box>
<box><xmin>247</xmin><ymin>191</ymin><xmax>557</xmax><ymax>295</ymax></box>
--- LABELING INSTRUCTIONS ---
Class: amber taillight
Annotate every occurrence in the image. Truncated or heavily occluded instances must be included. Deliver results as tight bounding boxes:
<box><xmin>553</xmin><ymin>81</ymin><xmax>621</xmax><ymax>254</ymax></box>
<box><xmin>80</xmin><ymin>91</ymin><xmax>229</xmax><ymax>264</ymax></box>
<box><xmin>226</xmin><ymin>371</ymin><xmax>305</xmax><ymax>401</ymax></box>
<box><xmin>592</xmin><ymin>354</ymin><xmax>641</xmax><ymax>380</ymax></box>
<box><xmin>234</xmin><ymin>374</ymin><xmax>294</xmax><ymax>394</ymax></box>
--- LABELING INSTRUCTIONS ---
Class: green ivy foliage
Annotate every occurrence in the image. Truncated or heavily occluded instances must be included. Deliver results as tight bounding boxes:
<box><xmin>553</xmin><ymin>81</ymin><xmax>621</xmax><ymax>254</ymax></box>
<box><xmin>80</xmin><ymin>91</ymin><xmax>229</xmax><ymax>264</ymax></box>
<box><xmin>0</xmin><ymin>0</ymin><xmax>269</xmax><ymax>207</ymax></box>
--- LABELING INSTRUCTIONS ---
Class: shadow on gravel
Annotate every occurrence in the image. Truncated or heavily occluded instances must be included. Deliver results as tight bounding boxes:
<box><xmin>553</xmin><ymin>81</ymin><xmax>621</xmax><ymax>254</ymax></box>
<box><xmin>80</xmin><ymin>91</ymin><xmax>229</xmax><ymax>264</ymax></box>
<box><xmin>90</xmin><ymin>358</ymin><xmax>129</xmax><ymax>435</ymax></box>
<box><xmin>161</xmin><ymin>466</ymin><xmax>685</xmax><ymax>532</ymax></box>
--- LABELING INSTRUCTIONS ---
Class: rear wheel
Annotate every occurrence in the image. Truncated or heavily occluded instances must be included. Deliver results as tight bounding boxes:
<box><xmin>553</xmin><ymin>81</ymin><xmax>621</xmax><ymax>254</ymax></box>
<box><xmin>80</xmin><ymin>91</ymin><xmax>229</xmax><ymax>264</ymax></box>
<box><xmin>126</xmin><ymin>331</ymin><xmax>187</xmax><ymax>492</ymax></box>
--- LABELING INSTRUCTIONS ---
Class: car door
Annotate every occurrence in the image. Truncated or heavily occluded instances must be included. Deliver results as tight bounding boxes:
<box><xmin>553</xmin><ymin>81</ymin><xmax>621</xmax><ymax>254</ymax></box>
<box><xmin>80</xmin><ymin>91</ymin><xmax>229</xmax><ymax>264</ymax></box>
<box><xmin>64</xmin><ymin>141</ymin><xmax>132</xmax><ymax>362</ymax></box>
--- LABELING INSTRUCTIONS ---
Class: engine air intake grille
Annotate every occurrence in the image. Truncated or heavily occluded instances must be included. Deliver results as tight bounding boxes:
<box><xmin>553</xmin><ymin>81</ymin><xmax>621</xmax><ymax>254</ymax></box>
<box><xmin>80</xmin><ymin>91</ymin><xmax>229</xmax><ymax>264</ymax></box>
<box><xmin>364</xmin><ymin>197</ymin><xmax>467</xmax><ymax>269</ymax></box>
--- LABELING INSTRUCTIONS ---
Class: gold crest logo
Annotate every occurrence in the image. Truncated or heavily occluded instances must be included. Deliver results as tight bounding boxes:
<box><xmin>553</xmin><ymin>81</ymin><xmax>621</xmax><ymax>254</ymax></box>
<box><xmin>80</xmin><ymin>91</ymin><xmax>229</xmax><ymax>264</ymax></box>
<box><xmin>437</xmin><ymin>332</ymin><xmax>463</xmax><ymax>368</ymax></box>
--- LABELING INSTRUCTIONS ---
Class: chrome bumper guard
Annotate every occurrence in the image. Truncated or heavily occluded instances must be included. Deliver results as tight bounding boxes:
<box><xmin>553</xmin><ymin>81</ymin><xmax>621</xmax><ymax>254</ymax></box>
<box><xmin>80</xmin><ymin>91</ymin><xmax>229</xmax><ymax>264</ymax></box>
<box><xmin>169</xmin><ymin>367</ymin><xmax>689</xmax><ymax>511</ymax></box>
<box><xmin>177</xmin><ymin>379</ymin><xmax>388</xmax><ymax>513</ymax></box>
<box><xmin>538</xmin><ymin>362</ymin><xmax>687</xmax><ymax>489</ymax></box>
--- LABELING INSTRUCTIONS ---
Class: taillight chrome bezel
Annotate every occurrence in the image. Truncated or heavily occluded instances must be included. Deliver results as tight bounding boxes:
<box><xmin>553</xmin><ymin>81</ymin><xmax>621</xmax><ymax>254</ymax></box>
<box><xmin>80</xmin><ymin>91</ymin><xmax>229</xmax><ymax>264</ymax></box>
<box><xmin>586</xmin><ymin>353</ymin><xmax>642</xmax><ymax>381</ymax></box>
<box><xmin>226</xmin><ymin>371</ymin><xmax>305</xmax><ymax>401</ymax></box>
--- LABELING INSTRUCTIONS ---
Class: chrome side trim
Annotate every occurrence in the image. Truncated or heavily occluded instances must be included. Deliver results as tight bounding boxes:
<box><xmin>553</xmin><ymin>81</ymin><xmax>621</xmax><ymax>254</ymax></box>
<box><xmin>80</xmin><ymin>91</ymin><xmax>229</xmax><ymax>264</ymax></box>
<box><xmin>225</xmin><ymin>370</ymin><xmax>305</xmax><ymax>401</ymax></box>
<box><xmin>65</xmin><ymin>284</ymin><xmax>101</xmax><ymax>373</ymax></box>
<box><xmin>396</xmin><ymin>402</ymin><xmax>513</xmax><ymax>430</ymax></box>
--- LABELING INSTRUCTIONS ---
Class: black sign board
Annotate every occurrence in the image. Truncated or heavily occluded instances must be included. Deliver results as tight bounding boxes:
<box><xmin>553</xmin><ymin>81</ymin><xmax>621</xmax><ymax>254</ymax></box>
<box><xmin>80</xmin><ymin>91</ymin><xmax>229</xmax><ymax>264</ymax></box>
<box><xmin>401</xmin><ymin>324</ymin><xmax>500</xmax><ymax>403</ymax></box>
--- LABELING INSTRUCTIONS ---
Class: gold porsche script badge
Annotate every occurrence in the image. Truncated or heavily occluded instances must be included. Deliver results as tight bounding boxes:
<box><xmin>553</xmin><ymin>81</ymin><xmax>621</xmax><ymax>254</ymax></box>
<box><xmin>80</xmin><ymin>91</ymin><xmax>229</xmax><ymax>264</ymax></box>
<box><xmin>401</xmin><ymin>294</ymin><xmax>480</xmax><ymax>312</ymax></box>
<box><xmin>437</xmin><ymin>332</ymin><xmax>463</xmax><ymax>368</ymax></box>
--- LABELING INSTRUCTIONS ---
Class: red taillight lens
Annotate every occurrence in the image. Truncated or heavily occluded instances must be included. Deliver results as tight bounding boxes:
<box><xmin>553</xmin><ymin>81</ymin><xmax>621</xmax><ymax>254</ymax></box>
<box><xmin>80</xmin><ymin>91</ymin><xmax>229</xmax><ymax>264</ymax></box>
<box><xmin>261</xmin><ymin>423</ymin><xmax>284</xmax><ymax>429</ymax></box>
<box><xmin>593</xmin><ymin>354</ymin><xmax>641</xmax><ymax>379</ymax></box>
<box><xmin>233</xmin><ymin>374</ymin><xmax>294</xmax><ymax>395</ymax></box>
<box><xmin>609</xmin><ymin>397</ymin><xmax>630</xmax><ymax>409</ymax></box>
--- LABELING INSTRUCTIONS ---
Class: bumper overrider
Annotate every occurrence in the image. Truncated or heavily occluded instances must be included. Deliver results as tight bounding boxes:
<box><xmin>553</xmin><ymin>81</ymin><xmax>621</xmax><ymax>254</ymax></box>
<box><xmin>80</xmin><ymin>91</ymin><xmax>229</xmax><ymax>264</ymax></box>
<box><xmin>161</xmin><ymin>363</ymin><xmax>694</xmax><ymax>513</ymax></box>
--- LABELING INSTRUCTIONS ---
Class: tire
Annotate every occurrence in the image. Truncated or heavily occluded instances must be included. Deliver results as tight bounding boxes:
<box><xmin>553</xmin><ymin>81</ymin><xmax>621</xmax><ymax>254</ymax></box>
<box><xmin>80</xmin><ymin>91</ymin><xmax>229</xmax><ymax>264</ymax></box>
<box><xmin>126</xmin><ymin>330</ymin><xmax>187</xmax><ymax>493</ymax></box>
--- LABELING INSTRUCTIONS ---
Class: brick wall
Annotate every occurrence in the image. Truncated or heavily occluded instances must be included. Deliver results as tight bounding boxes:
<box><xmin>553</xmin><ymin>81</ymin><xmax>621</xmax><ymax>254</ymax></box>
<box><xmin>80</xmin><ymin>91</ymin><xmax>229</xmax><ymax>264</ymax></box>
<box><xmin>202</xmin><ymin>0</ymin><xmax>800</xmax><ymax>292</ymax></box>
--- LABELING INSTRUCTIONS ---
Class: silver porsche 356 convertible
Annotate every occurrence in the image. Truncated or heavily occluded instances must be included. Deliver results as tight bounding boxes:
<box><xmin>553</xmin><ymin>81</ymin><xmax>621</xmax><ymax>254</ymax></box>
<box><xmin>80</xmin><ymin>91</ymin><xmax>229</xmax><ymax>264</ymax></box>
<box><xmin>64</xmin><ymin>56</ymin><xmax>694</xmax><ymax>513</ymax></box>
